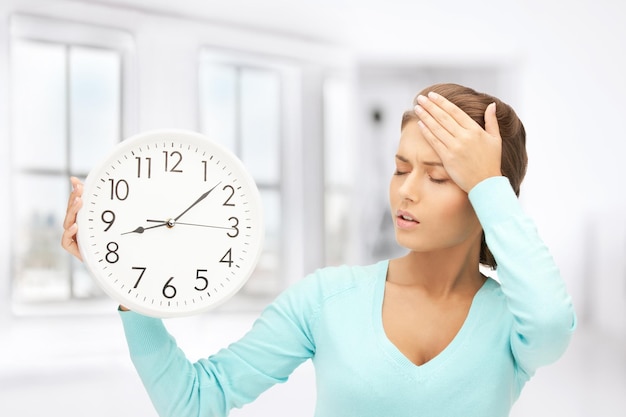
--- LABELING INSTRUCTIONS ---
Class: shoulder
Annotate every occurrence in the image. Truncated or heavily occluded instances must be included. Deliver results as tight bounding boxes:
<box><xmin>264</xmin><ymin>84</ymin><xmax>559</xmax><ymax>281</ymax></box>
<box><xmin>259</xmin><ymin>261</ymin><xmax>385</xmax><ymax>337</ymax></box>
<box><xmin>474</xmin><ymin>277</ymin><xmax>517</xmax><ymax>326</ymax></box>
<box><xmin>301</xmin><ymin>261</ymin><xmax>384</xmax><ymax>297</ymax></box>
<box><xmin>273</xmin><ymin>261</ymin><xmax>385</xmax><ymax>312</ymax></box>
<box><xmin>478</xmin><ymin>277</ymin><xmax>506</xmax><ymax>305</ymax></box>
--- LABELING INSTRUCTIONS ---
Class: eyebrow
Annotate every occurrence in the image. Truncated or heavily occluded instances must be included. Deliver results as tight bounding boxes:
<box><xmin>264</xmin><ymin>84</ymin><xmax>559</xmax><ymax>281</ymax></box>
<box><xmin>395</xmin><ymin>154</ymin><xmax>444</xmax><ymax>167</ymax></box>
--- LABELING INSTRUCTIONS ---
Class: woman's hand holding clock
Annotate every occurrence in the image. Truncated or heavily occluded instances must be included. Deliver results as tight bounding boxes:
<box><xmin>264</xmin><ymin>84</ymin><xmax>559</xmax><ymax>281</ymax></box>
<box><xmin>62</xmin><ymin>177</ymin><xmax>130</xmax><ymax>311</ymax></box>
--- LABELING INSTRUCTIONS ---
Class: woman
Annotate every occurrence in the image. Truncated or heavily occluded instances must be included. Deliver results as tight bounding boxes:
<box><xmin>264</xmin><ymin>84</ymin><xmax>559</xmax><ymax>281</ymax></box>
<box><xmin>62</xmin><ymin>83</ymin><xmax>576</xmax><ymax>417</ymax></box>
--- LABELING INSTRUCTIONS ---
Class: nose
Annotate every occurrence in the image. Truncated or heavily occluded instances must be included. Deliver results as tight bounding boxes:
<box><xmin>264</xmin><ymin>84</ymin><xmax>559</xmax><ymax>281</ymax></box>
<box><xmin>398</xmin><ymin>171</ymin><xmax>421</xmax><ymax>202</ymax></box>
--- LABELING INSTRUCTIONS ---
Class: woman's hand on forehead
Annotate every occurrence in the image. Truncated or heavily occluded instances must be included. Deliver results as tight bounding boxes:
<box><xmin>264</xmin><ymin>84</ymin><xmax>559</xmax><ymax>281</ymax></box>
<box><xmin>413</xmin><ymin>92</ymin><xmax>503</xmax><ymax>193</ymax></box>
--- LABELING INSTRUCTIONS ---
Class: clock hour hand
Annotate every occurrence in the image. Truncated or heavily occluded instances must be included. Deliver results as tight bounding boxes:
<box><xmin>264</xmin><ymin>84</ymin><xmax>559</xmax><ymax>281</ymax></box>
<box><xmin>121</xmin><ymin>222</ymin><xmax>168</xmax><ymax>235</ymax></box>
<box><xmin>173</xmin><ymin>181</ymin><xmax>222</xmax><ymax>222</ymax></box>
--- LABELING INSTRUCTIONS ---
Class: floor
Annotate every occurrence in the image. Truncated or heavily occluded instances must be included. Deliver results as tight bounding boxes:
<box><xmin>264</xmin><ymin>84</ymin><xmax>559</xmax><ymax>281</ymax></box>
<box><xmin>0</xmin><ymin>313</ymin><xmax>624</xmax><ymax>417</ymax></box>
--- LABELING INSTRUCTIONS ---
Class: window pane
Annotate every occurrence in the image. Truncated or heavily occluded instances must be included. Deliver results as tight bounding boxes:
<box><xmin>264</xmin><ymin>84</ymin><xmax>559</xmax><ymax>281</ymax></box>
<box><xmin>199</xmin><ymin>64</ymin><xmax>237</xmax><ymax>151</ymax></box>
<box><xmin>240</xmin><ymin>68</ymin><xmax>281</xmax><ymax>183</ymax></box>
<box><xmin>69</xmin><ymin>46</ymin><xmax>121</xmax><ymax>174</ymax></box>
<box><xmin>11</xmin><ymin>40</ymin><xmax>66</xmax><ymax>171</ymax></box>
<box><xmin>13</xmin><ymin>174</ymin><xmax>71</xmax><ymax>302</ymax></box>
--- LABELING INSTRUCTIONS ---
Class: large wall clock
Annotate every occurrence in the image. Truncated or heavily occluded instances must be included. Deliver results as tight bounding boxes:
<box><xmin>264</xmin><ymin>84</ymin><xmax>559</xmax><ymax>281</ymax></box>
<box><xmin>77</xmin><ymin>129</ymin><xmax>264</xmax><ymax>318</ymax></box>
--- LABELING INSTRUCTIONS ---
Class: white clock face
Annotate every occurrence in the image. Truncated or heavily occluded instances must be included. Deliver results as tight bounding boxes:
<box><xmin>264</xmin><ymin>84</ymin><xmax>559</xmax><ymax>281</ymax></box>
<box><xmin>77</xmin><ymin>130</ymin><xmax>264</xmax><ymax>318</ymax></box>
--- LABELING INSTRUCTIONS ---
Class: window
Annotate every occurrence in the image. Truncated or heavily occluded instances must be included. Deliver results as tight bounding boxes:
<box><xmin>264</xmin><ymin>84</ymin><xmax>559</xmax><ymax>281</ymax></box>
<box><xmin>198</xmin><ymin>52</ymin><xmax>286</xmax><ymax>299</ymax></box>
<box><xmin>9</xmin><ymin>15</ymin><xmax>132</xmax><ymax>312</ymax></box>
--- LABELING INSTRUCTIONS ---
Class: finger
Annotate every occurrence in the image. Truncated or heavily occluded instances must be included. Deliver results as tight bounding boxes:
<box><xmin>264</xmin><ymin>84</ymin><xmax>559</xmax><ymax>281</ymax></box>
<box><xmin>61</xmin><ymin>223</ymin><xmax>83</xmax><ymax>261</ymax></box>
<box><xmin>66</xmin><ymin>178</ymin><xmax>83</xmax><ymax>211</ymax></box>
<box><xmin>64</xmin><ymin>178</ymin><xmax>83</xmax><ymax>227</ymax></box>
<box><xmin>63</xmin><ymin>194</ymin><xmax>82</xmax><ymax>230</ymax></box>
<box><xmin>484</xmin><ymin>102</ymin><xmax>501</xmax><ymax>138</ymax></box>
<box><xmin>414</xmin><ymin>103</ymin><xmax>455</xmax><ymax>147</ymax></box>
<box><xmin>425</xmin><ymin>91</ymin><xmax>478</xmax><ymax>130</ymax></box>
<box><xmin>416</xmin><ymin>94</ymin><xmax>460</xmax><ymax>138</ymax></box>
<box><xmin>416</xmin><ymin>118</ymin><xmax>450</xmax><ymax>159</ymax></box>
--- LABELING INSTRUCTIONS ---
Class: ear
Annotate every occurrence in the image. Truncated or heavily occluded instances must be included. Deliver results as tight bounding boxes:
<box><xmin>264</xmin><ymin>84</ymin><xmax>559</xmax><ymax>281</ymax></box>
<box><xmin>484</xmin><ymin>102</ymin><xmax>500</xmax><ymax>137</ymax></box>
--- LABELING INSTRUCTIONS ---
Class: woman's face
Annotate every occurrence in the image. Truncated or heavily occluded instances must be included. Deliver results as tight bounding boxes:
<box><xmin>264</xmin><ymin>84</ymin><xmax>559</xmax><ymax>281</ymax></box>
<box><xmin>389</xmin><ymin>121</ymin><xmax>482</xmax><ymax>253</ymax></box>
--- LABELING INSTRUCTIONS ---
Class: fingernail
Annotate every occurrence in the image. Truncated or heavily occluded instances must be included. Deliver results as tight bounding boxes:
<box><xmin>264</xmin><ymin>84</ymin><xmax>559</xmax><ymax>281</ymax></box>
<box><xmin>428</xmin><ymin>91</ymin><xmax>440</xmax><ymax>100</ymax></box>
<box><xmin>417</xmin><ymin>94</ymin><xmax>428</xmax><ymax>104</ymax></box>
<box><xmin>414</xmin><ymin>105</ymin><xmax>424</xmax><ymax>114</ymax></box>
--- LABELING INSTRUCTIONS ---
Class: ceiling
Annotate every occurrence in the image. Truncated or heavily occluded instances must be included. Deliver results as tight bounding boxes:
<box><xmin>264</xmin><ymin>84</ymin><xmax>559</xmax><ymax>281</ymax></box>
<box><xmin>76</xmin><ymin>0</ymin><xmax>527</xmax><ymax>63</ymax></box>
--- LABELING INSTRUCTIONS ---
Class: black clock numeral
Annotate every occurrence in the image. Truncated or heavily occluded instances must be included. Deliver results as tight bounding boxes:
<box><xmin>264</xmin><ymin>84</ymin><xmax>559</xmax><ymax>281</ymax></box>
<box><xmin>220</xmin><ymin>248</ymin><xmax>234</xmax><ymax>267</ymax></box>
<box><xmin>222</xmin><ymin>185</ymin><xmax>235</xmax><ymax>206</ymax></box>
<box><xmin>163</xmin><ymin>151</ymin><xmax>183</xmax><ymax>173</ymax></box>
<box><xmin>135</xmin><ymin>156</ymin><xmax>152</xmax><ymax>178</ymax></box>
<box><xmin>108</xmin><ymin>179</ymin><xmax>129</xmax><ymax>200</ymax></box>
<box><xmin>195</xmin><ymin>269</ymin><xmax>209</xmax><ymax>291</ymax></box>
<box><xmin>105</xmin><ymin>241</ymin><xmax>119</xmax><ymax>263</ymax></box>
<box><xmin>101</xmin><ymin>210</ymin><xmax>116</xmax><ymax>232</ymax></box>
<box><xmin>162</xmin><ymin>277</ymin><xmax>177</xmax><ymax>299</ymax></box>
<box><xmin>202</xmin><ymin>160</ymin><xmax>208</xmax><ymax>182</ymax></box>
<box><xmin>227</xmin><ymin>216</ymin><xmax>239</xmax><ymax>238</ymax></box>
<box><xmin>132</xmin><ymin>266</ymin><xmax>146</xmax><ymax>288</ymax></box>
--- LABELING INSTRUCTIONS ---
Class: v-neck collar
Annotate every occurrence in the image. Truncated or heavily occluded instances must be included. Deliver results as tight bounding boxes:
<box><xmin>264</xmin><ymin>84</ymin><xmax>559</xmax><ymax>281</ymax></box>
<box><xmin>371</xmin><ymin>260</ymin><xmax>494</xmax><ymax>379</ymax></box>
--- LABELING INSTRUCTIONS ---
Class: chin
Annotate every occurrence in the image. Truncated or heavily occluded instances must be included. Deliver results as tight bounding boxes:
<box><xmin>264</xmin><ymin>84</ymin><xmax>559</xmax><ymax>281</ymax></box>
<box><xmin>394</xmin><ymin>234</ymin><xmax>433</xmax><ymax>253</ymax></box>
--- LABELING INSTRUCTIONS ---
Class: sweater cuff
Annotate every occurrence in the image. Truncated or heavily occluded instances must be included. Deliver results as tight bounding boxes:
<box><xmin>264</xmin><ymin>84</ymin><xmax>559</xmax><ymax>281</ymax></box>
<box><xmin>468</xmin><ymin>176</ymin><xmax>523</xmax><ymax>226</ymax></box>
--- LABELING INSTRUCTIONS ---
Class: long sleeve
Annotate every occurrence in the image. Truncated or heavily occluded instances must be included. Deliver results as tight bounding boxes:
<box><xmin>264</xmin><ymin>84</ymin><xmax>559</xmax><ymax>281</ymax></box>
<box><xmin>119</xmin><ymin>274</ymin><xmax>320</xmax><ymax>417</ymax></box>
<box><xmin>469</xmin><ymin>176</ymin><xmax>576</xmax><ymax>381</ymax></box>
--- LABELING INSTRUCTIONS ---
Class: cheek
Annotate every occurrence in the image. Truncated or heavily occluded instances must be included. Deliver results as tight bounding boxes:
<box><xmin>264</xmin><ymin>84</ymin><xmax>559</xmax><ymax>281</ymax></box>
<box><xmin>388</xmin><ymin>176</ymin><xmax>400</xmax><ymax>204</ymax></box>
<box><xmin>435</xmin><ymin>192</ymin><xmax>480</xmax><ymax>232</ymax></box>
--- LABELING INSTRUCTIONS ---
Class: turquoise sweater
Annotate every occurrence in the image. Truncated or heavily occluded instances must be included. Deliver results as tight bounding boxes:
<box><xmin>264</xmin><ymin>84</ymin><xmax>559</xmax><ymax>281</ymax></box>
<box><xmin>120</xmin><ymin>177</ymin><xmax>576</xmax><ymax>417</ymax></box>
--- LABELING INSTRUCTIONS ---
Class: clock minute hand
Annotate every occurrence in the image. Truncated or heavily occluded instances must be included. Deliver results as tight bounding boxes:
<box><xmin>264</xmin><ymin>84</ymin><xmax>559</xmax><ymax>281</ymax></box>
<box><xmin>174</xmin><ymin>181</ymin><xmax>222</xmax><ymax>222</ymax></box>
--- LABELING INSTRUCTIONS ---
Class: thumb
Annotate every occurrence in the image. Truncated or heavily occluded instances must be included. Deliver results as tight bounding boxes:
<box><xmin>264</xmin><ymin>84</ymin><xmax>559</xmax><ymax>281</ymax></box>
<box><xmin>484</xmin><ymin>102</ymin><xmax>500</xmax><ymax>137</ymax></box>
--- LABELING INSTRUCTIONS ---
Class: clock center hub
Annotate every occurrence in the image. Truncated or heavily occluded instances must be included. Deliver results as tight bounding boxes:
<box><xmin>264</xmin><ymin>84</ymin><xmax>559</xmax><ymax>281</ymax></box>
<box><xmin>166</xmin><ymin>218</ymin><xmax>176</xmax><ymax>228</ymax></box>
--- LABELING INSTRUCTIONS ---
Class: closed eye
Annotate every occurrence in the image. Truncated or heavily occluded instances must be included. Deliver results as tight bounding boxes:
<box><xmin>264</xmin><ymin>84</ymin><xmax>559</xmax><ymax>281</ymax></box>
<box><xmin>429</xmin><ymin>176</ymin><xmax>448</xmax><ymax>184</ymax></box>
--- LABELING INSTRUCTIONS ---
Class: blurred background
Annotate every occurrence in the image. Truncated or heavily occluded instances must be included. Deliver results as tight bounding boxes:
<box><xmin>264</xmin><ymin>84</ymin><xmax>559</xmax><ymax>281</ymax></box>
<box><xmin>0</xmin><ymin>0</ymin><xmax>624</xmax><ymax>416</ymax></box>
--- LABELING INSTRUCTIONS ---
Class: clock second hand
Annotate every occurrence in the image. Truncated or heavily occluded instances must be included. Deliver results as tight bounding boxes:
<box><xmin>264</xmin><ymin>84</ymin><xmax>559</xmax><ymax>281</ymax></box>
<box><xmin>145</xmin><ymin>219</ymin><xmax>233</xmax><ymax>231</ymax></box>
